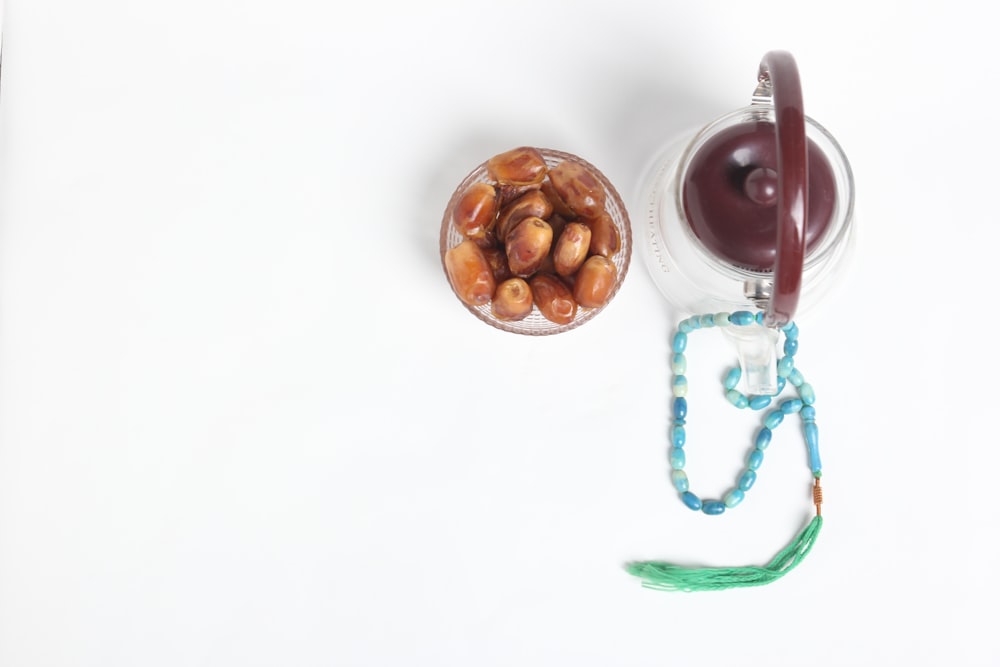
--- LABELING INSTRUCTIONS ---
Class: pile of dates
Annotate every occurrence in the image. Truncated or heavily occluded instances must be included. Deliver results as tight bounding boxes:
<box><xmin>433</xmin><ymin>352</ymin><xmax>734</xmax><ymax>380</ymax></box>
<box><xmin>444</xmin><ymin>146</ymin><xmax>621</xmax><ymax>324</ymax></box>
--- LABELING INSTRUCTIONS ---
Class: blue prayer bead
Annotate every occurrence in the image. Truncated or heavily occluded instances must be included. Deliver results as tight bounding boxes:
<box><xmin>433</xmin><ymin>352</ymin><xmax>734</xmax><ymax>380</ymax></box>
<box><xmin>687</xmin><ymin>317</ymin><xmax>702</xmax><ymax>330</ymax></box>
<box><xmin>755</xmin><ymin>311</ymin><xmax>765</xmax><ymax>325</ymax></box>
<box><xmin>673</xmin><ymin>397</ymin><xmax>687</xmax><ymax>419</ymax></box>
<box><xmin>670</xmin><ymin>448</ymin><xmax>686</xmax><ymax>470</ymax></box>
<box><xmin>702</xmin><ymin>500</ymin><xmax>726</xmax><ymax>515</ymax></box>
<box><xmin>679</xmin><ymin>320</ymin><xmax>693</xmax><ymax>334</ymax></box>
<box><xmin>788</xmin><ymin>367</ymin><xmax>804</xmax><ymax>387</ymax></box>
<box><xmin>724</xmin><ymin>367</ymin><xmax>741</xmax><ymax>390</ymax></box>
<box><xmin>681</xmin><ymin>491</ymin><xmax>703</xmax><ymax>511</ymax></box>
<box><xmin>673</xmin><ymin>332</ymin><xmax>688</xmax><ymax>353</ymax></box>
<box><xmin>724</xmin><ymin>489</ymin><xmax>745</xmax><ymax>508</ymax></box>
<box><xmin>673</xmin><ymin>375</ymin><xmax>688</xmax><ymax>397</ymax></box>
<box><xmin>805</xmin><ymin>423</ymin><xmax>822</xmax><ymax>473</ymax></box>
<box><xmin>776</xmin><ymin>377</ymin><xmax>787</xmax><ymax>394</ymax></box>
<box><xmin>671</xmin><ymin>353</ymin><xmax>687</xmax><ymax>374</ymax></box>
<box><xmin>783</xmin><ymin>322</ymin><xmax>799</xmax><ymax>340</ymax></box>
<box><xmin>671</xmin><ymin>469</ymin><xmax>689</xmax><ymax>492</ymax></box>
<box><xmin>749</xmin><ymin>395</ymin><xmax>772</xmax><ymax>410</ymax></box>
<box><xmin>755</xmin><ymin>427</ymin><xmax>772</xmax><ymax>450</ymax></box>
<box><xmin>781</xmin><ymin>398</ymin><xmax>804</xmax><ymax>414</ymax></box>
<box><xmin>800</xmin><ymin>383</ymin><xmax>816</xmax><ymax>405</ymax></box>
<box><xmin>671</xmin><ymin>424</ymin><xmax>686</xmax><ymax>448</ymax></box>
<box><xmin>730</xmin><ymin>311</ymin><xmax>755</xmax><ymax>326</ymax></box>
<box><xmin>700</xmin><ymin>314</ymin><xmax>716</xmax><ymax>328</ymax></box>
<box><xmin>713</xmin><ymin>312</ymin><xmax>730</xmax><ymax>326</ymax></box>
<box><xmin>738</xmin><ymin>470</ymin><xmax>757</xmax><ymax>491</ymax></box>
<box><xmin>784</xmin><ymin>338</ymin><xmax>799</xmax><ymax>356</ymax></box>
<box><xmin>726</xmin><ymin>389</ymin><xmax>749</xmax><ymax>408</ymax></box>
<box><xmin>764</xmin><ymin>410</ymin><xmax>784</xmax><ymax>429</ymax></box>
<box><xmin>804</xmin><ymin>420</ymin><xmax>819</xmax><ymax>449</ymax></box>
<box><xmin>748</xmin><ymin>448</ymin><xmax>764</xmax><ymax>470</ymax></box>
<box><xmin>777</xmin><ymin>355</ymin><xmax>794</xmax><ymax>378</ymax></box>
<box><xmin>801</xmin><ymin>406</ymin><xmax>816</xmax><ymax>421</ymax></box>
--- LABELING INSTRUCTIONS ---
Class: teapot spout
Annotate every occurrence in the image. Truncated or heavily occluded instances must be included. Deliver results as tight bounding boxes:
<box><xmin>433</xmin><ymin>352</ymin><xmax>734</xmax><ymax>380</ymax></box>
<box><xmin>724</xmin><ymin>324</ymin><xmax>780</xmax><ymax>396</ymax></box>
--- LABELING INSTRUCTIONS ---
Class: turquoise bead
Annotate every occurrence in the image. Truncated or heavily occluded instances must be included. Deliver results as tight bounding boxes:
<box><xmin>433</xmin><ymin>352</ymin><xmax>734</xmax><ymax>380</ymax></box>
<box><xmin>783</xmin><ymin>322</ymin><xmax>799</xmax><ymax>339</ymax></box>
<box><xmin>749</xmin><ymin>395</ymin><xmax>772</xmax><ymax>410</ymax></box>
<box><xmin>713</xmin><ymin>312</ymin><xmax>730</xmax><ymax>326</ymax></box>
<box><xmin>700</xmin><ymin>314</ymin><xmax>716</xmax><ymax>328</ymax></box>
<box><xmin>725</xmin><ymin>389</ymin><xmax>749</xmax><ymax>408</ymax></box>
<box><xmin>755</xmin><ymin>427</ymin><xmax>772</xmax><ymax>450</ymax></box>
<box><xmin>804</xmin><ymin>420</ymin><xmax>820</xmax><ymax>449</ymax></box>
<box><xmin>702</xmin><ymin>500</ymin><xmax>726</xmax><ymax>515</ymax></box>
<box><xmin>730</xmin><ymin>311</ymin><xmax>755</xmax><ymax>326</ymax></box>
<box><xmin>673</xmin><ymin>375</ymin><xmax>688</xmax><ymax>397</ymax></box>
<box><xmin>777</xmin><ymin>355</ymin><xmax>794</xmax><ymax>378</ymax></box>
<box><xmin>801</xmin><ymin>406</ymin><xmax>816</xmax><ymax>421</ymax></box>
<box><xmin>739</xmin><ymin>470</ymin><xmax>757</xmax><ymax>491</ymax></box>
<box><xmin>673</xmin><ymin>332</ymin><xmax>688</xmax><ymax>353</ymax></box>
<box><xmin>670</xmin><ymin>447</ymin><xmax>686</xmax><ymax>470</ymax></box>
<box><xmin>671</xmin><ymin>353</ymin><xmax>687</xmax><ymax>374</ymax></box>
<box><xmin>764</xmin><ymin>410</ymin><xmax>784</xmax><ymax>429</ymax></box>
<box><xmin>679</xmin><ymin>320</ymin><xmax>694</xmax><ymax>334</ymax></box>
<box><xmin>755</xmin><ymin>311</ymin><xmax>765</xmax><ymax>325</ymax></box>
<box><xmin>687</xmin><ymin>316</ymin><xmax>702</xmax><ymax>330</ymax></box>
<box><xmin>673</xmin><ymin>397</ymin><xmax>687</xmax><ymax>419</ymax></box>
<box><xmin>671</xmin><ymin>424</ymin><xmax>686</xmax><ymax>448</ymax></box>
<box><xmin>805</xmin><ymin>422</ymin><xmax>821</xmax><ymax>473</ymax></box>
<box><xmin>789</xmin><ymin>367</ymin><xmax>804</xmax><ymax>387</ymax></box>
<box><xmin>800</xmin><ymin>383</ymin><xmax>816</xmax><ymax>405</ymax></box>
<box><xmin>781</xmin><ymin>398</ymin><xmax>804</xmax><ymax>414</ymax></box>
<box><xmin>671</xmin><ymin>469</ymin><xmax>689</xmax><ymax>492</ymax></box>
<box><xmin>776</xmin><ymin>377</ymin><xmax>787</xmax><ymax>394</ymax></box>
<box><xmin>784</xmin><ymin>338</ymin><xmax>799</xmax><ymax>356</ymax></box>
<box><xmin>724</xmin><ymin>489</ymin><xmax>745</xmax><ymax>508</ymax></box>
<box><xmin>748</xmin><ymin>448</ymin><xmax>764</xmax><ymax>470</ymax></box>
<box><xmin>724</xmin><ymin>367</ymin><xmax>742</xmax><ymax>390</ymax></box>
<box><xmin>681</xmin><ymin>491</ymin><xmax>702</xmax><ymax>511</ymax></box>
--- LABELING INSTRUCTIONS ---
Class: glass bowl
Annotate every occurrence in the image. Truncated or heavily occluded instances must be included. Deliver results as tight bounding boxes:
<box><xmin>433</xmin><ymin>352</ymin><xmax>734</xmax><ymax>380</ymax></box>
<box><xmin>440</xmin><ymin>147</ymin><xmax>632</xmax><ymax>335</ymax></box>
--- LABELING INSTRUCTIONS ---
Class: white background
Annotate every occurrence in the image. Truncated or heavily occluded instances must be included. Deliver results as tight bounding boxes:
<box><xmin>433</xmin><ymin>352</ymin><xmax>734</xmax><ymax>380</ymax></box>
<box><xmin>0</xmin><ymin>1</ymin><xmax>996</xmax><ymax>665</ymax></box>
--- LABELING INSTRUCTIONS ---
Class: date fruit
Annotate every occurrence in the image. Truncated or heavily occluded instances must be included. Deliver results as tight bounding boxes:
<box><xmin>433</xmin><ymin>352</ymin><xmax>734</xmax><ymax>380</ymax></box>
<box><xmin>445</xmin><ymin>239</ymin><xmax>496</xmax><ymax>307</ymax></box>
<box><xmin>452</xmin><ymin>182</ymin><xmax>498</xmax><ymax>239</ymax></box>
<box><xmin>540</xmin><ymin>179</ymin><xmax>578</xmax><ymax>220</ymax></box>
<box><xmin>583</xmin><ymin>211</ymin><xmax>621</xmax><ymax>258</ymax></box>
<box><xmin>487</xmin><ymin>146</ymin><xmax>548</xmax><ymax>186</ymax></box>
<box><xmin>573</xmin><ymin>255</ymin><xmax>617</xmax><ymax>308</ymax></box>
<box><xmin>491</xmin><ymin>277</ymin><xmax>534</xmax><ymax>321</ymax></box>
<box><xmin>481</xmin><ymin>246</ymin><xmax>512</xmax><ymax>284</ymax></box>
<box><xmin>495</xmin><ymin>189</ymin><xmax>553</xmax><ymax>242</ymax></box>
<box><xmin>506</xmin><ymin>216</ymin><xmax>553</xmax><ymax>277</ymax></box>
<box><xmin>547</xmin><ymin>160</ymin><xmax>607</xmax><ymax>218</ymax></box>
<box><xmin>553</xmin><ymin>222</ymin><xmax>592</xmax><ymax>277</ymax></box>
<box><xmin>529</xmin><ymin>273</ymin><xmax>577</xmax><ymax>325</ymax></box>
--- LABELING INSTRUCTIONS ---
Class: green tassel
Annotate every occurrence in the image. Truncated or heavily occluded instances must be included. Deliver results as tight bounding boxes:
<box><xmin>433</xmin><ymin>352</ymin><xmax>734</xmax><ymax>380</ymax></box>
<box><xmin>625</xmin><ymin>515</ymin><xmax>823</xmax><ymax>592</ymax></box>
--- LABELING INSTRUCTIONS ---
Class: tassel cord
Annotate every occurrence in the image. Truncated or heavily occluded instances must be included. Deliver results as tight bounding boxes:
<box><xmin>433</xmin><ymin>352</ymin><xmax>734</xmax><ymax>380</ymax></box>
<box><xmin>626</xmin><ymin>514</ymin><xmax>823</xmax><ymax>592</ymax></box>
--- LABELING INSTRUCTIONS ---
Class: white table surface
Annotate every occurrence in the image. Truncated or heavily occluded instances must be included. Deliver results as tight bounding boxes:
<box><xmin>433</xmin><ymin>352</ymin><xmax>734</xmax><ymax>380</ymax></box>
<box><xmin>0</xmin><ymin>1</ymin><xmax>996</xmax><ymax>665</ymax></box>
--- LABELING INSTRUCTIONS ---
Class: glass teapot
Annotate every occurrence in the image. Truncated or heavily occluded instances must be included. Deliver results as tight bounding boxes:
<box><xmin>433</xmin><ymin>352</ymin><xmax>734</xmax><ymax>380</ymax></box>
<box><xmin>636</xmin><ymin>50</ymin><xmax>855</xmax><ymax>395</ymax></box>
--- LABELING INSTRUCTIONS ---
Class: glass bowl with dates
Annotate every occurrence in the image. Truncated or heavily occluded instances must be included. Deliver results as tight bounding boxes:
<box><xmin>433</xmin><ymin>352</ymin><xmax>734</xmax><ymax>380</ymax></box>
<box><xmin>440</xmin><ymin>146</ymin><xmax>632</xmax><ymax>335</ymax></box>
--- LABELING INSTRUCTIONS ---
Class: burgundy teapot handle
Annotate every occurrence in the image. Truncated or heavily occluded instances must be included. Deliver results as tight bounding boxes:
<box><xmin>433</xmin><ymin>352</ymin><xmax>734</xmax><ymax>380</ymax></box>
<box><xmin>760</xmin><ymin>50</ymin><xmax>807</xmax><ymax>328</ymax></box>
